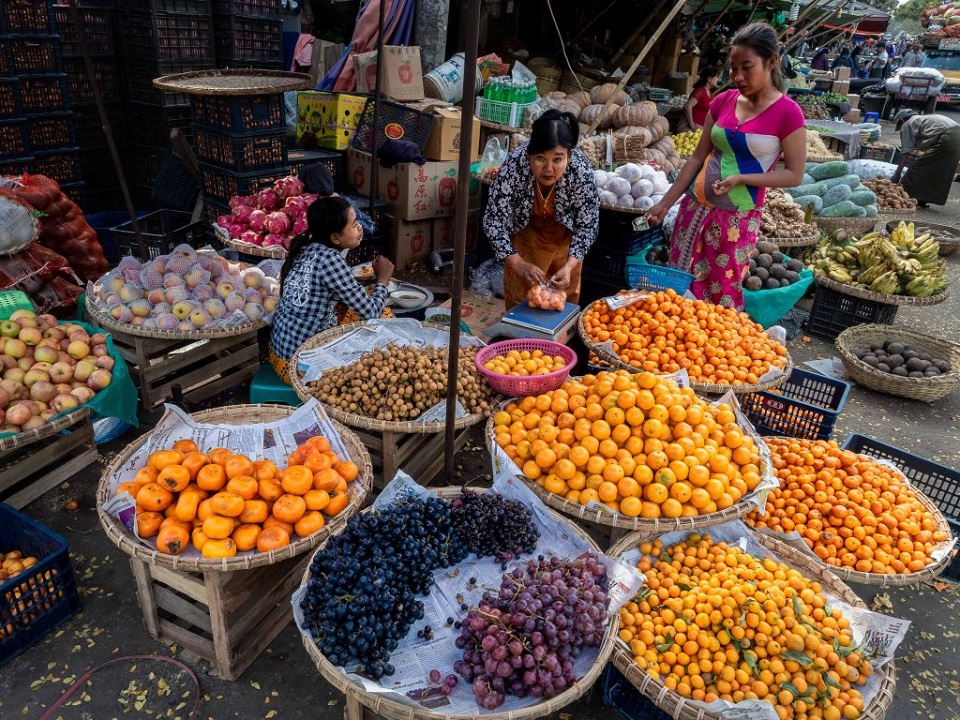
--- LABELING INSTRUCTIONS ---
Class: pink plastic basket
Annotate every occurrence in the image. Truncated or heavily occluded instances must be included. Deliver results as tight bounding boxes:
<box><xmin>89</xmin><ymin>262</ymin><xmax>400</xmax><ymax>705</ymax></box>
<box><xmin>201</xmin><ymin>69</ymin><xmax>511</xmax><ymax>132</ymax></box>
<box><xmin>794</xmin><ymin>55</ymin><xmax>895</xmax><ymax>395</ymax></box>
<box><xmin>475</xmin><ymin>340</ymin><xmax>578</xmax><ymax>397</ymax></box>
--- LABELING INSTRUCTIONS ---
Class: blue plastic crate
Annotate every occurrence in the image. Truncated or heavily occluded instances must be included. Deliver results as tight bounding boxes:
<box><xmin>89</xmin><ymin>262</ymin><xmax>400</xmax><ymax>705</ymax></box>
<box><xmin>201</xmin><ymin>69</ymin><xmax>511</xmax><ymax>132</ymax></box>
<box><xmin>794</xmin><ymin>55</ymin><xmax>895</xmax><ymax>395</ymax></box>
<box><xmin>602</xmin><ymin>664</ymin><xmax>672</xmax><ymax>720</ymax></box>
<box><xmin>841</xmin><ymin>434</ymin><xmax>960</xmax><ymax>580</ymax></box>
<box><xmin>24</xmin><ymin>111</ymin><xmax>75</xmax><ymax>153</ymax></box>
<box><xmin>0</xmin><ymin>0</ymin><xmax>57</xmax><ymax>35</ymax></box>
<box><xmin>191</xmin><ymin>93</ymin><xmax>285</xmax><ymax>135</ymax></box>
<box><xmin>0</xmin><ymin>504</ymin><xmax>81</xmax><ymax>667</ymax></box>
<box><xmin>625</xmin><ymin>262</ymin><xmax>694</xmax><ymax>294</ymax></box>
<box><xmin>0</xmin><ymin>119</ymin><xmax>30</xmax><ymax>159</ymax></box>
<box><xmin>193</xmin><ymin>127</ymin><xmax>288</xmax><ymax>171</ymax></box>
<box><xmin>18</xmin><ymin>74</ymin><xmax>70</xmax><ymax>114</ymax></box>
<box><xmin>0</xmin><ymin>79</ymin><xmax>22</xmax><ymax>120</ymax></box>
<box><xmin>6</xmin><ymin>34</ymin><xmax>63</xmax><ymax>75</ymax></box>
<box><xmin>740</xmin><ymin>368</ymin><xmax>850</xmax><ymax>440</ymax></box>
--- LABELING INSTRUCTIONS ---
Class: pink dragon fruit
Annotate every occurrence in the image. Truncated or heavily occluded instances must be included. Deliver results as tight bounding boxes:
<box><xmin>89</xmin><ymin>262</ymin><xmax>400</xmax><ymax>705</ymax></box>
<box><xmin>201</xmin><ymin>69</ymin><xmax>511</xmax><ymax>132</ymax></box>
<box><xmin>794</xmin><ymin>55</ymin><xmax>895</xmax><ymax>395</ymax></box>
<box><xmin>274</xmin><ymin>176</ymin><xmax>304</xmax><ymax>199</ymax></box>
<box><xmin>293</xmin><ymin>217</ymin><xmax>308</xmax><ymax>234</ymax></box>
<box><xmin>284</xmin><ymin>195</ymin><xmax>309</xmax><ymax>216</ymax></box>
<box><xmin>233</xmin><ymin>203</ymin><xmax>253</xmax><ymax>223</ymax></box>
<box><xmin>248</xmin><ymin>209</ymin><xmax>267</xmax><ymax>232</ymax></box>
<box><xmin>229</xmin><ymin>194</ymin><xmax>256</xmax><ymax>210</ymax></box>
<box><xmin>264</xmin><ymin>211</ymin><xmax>291</xmax><ymax>235</ymax></box>
<box><xmin>228</xmin><ymin>224</ymin><xmax>247</xmax><ymax>240</ymax></box>
<box><xmin>302</xmin><ymin>193</ymin><xmax>318</xmax><ymax>206</ymax></box>
<box><xmin>257</xmin><ymin>188</ymin><xmax>280</xmax><ymax>211</ymax></box>
<box><xmin>262</xmin><ymin>234</ymin><xmax>286</xmax><ymax>248</ymax></box>
<box><xmin>240</xmin><ymin>230</ymin><xmax>263</xmax><ymax>246</ymax></box>
<box><xmin>216</xmin><ymin>215</ymin><xmax>231</xmax><ymax>228</ymax></box>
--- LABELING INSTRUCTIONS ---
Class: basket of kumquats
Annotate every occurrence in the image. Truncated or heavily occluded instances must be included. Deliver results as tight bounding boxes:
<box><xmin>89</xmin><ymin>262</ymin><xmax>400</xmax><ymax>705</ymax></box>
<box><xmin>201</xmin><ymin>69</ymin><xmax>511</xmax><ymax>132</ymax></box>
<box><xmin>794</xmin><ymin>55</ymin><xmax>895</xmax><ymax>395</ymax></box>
<box><xmin>97</xmin><ymin>401</ymin><xmax>372</xmax><ymax>572</ymax></box>
<box><xmin>607</xmin><ymin>522</ymin><xmax>899</xmax><ymax>720</ymax></box>
<box><xmin>744</xmin><ymin>437</ymin><xmax>955</xmax><ymax>586</ymax></box>
<box><xmin>486</xmin><ymin>367</ymin><xmax>779</xmax><ymax>535</ymax></box>
<box><xmin>579</xmin><ymin>289</ymin><xmax>793</xmax><ymax>395</ymax></box>
<box><xmin>475</xmin><ymin>339</ymin><xmax>578</xmax><ymax>397</ymax></box>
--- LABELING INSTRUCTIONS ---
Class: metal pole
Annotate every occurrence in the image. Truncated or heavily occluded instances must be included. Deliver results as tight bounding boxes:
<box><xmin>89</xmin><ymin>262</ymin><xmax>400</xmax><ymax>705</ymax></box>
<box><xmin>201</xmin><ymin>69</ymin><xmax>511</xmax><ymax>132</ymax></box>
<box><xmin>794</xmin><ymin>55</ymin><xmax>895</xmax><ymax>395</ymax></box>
<box><xmin>697</xmin><ymin>0</ymin><xmax>736</xmax><ymax>50</ymax></box>
<box><xmin>443</xmin><ymin>0</ymin><xmax>481</xmax><ymax>483</ymax></box>
<box><xmin>67</xmin><ymin>0</ymin><xmax>145</xmax><ymax>259</ymax></box>
<box><xmin>368</xmin><ymin>0</ymin><xmax>389</xmax><ymax>222</ymax></box>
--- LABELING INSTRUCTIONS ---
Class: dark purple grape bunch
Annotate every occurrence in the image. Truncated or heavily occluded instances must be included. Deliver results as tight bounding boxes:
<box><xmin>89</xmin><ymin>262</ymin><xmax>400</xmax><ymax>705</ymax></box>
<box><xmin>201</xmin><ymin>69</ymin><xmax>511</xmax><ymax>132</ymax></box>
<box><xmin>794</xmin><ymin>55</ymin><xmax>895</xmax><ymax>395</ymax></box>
<box><xmin>452</xmin><ymin>553</ymin><xmax>609</xmax><ymax>709</ymax></box>
<box><xmin>450</xmin><ymin>490</ymin><xmax>540</xmax><ymax>563</ymax></box>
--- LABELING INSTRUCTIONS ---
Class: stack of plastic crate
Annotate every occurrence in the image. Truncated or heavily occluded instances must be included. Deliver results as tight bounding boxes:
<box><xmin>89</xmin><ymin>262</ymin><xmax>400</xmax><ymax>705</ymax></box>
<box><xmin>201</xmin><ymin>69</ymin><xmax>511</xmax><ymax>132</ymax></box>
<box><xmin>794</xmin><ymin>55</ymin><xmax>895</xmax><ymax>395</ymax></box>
<box><xmin>54</xmin><ymin>1</ymin><xmax>125</xmax><ymax>211</ymax></box>
<box><xmin>212</xmin><ymin>0</ymin><xmax>283</xmax><ymax>70</ymax></box>
<box><xmin>118</xmin><ymin>0</ymin><xmax>215</xmax><ymax>206</ymax></box>
<box><xmin>0</xmin><ymin>0</ymin><xmax>84</xmax><ymax>204</ymax></box>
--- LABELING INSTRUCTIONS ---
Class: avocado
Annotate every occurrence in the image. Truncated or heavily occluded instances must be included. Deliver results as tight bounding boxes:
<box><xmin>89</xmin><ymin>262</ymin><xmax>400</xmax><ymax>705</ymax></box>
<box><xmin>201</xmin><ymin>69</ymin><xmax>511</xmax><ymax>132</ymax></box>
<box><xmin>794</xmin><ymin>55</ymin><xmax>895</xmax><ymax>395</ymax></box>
<box><xmin>763</xmin><ymin>278</ymin><xmax>780</xmax><ymax>290</ymax></box>
<box><xmin>892</xmin><ymin>366</ymin><xmax>908</xmax><ymax>377</ymax></box>
<box><xmin>745</xmin><ymin>276</ymin><xmax>763</xmax><ymax>291</ymax></box>
<box><xmin>754</xmin><ymin>266</ymin><xmax>770</xmax><ymax>281</ymax></box>
<box><xmin>756</xmin><ymin>241</ymin><xmax>779</xmax><ymax>255</ymax></box>
<box><xmin>756</xmin><ymin>254</ymin><xmax>773</xmax><ymax>269</ymax></box>
<box><xmin>772</xmin><ymin>251</ymin><xmax>786</xmax><ymax>264</ymax></box>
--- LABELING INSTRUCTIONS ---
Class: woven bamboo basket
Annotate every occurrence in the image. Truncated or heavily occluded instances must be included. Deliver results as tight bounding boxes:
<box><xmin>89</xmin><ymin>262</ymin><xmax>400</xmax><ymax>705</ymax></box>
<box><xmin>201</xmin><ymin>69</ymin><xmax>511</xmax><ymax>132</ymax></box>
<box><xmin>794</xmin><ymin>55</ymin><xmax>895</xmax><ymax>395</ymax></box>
<box><xmin>527</xmin><ymin>57</ymin><xmax>561</xmax><ymax>95</ymax></box>
<box><xmin>607</xmin><ymin>531</ymin><xmax>897</xmax><ymax>720</ymax></box>
<box><xmin>560</xmin><ymin>71</ymin><xmax>599</xmax><ymax>95</ymax></box>
<box><xmin>289</xmin><ymin>321</ymin><xmax>489</xmax><ymax>435</ymax></box>
<box><xmin>298</xmin><ymin>485</ymin><xmax>616</xmax><ymax>720</ymax></box>
<box><xmin>484</xmin><ymin>412</ymin><xmax>775</xmax><ymax>534</ymax></box>
<box><xmin>85</xmin><ymin>294</ymin><xmax>267</xmax><ymax>340</ymax></box>
<box><xmin>813</xmin><ymin>274</ymin><xmax>949</xmax><ymax>308</ymax></box>
<box><xmin>813</xmin><ymin>216</ymin><xmax>876</xmax><ymax>237</ymax></box>
<box><xmin>761</xmin><ymin>225</ymin><xmax>821</xmax><ymax>248</ymax></box>
<box><xmin>836</xmin><ymin>324</ymin><xmax>960</xmax><ymax>403</ymax></box>
<box><xmin>599</xmin><ymin>202</ymin><xmax>647</xmax><ymax>215</ymax></box>
<box><xmin>885</xmin><ymin>219</ymin><xmax>960</xmax><ymax>257</ymax></box>
<box><xmin>0</xmin><ymin>407</ymin><xmax>90</xmax><ymax>452</ymax></box>
<box><xmin>97</xmin><ymin>404</ymin><xmax>372</xmax><ymax>572</ymax></box>
<box><xmin>577</xmin><ymin>313</ymin><xmax>794</xmax><ymax>395</ymax></box>
<box><xmin>152</xmin><ymin>68</ymin><xmax>314</xmax><ymax>96</ymax></box>
<box><xmin>876</xmin><ymin>205</ymin><xmax>916</xmax><ymax>216</ymax></box>
<box><xmin>222</xmin><ymin>235</ymin><xmax>287</xmax><ymax>259</ymax></box>
<box><xmin>805</xmin><ymin>151</ymin><xmax>844</xmax><ymax>163</ymax></box>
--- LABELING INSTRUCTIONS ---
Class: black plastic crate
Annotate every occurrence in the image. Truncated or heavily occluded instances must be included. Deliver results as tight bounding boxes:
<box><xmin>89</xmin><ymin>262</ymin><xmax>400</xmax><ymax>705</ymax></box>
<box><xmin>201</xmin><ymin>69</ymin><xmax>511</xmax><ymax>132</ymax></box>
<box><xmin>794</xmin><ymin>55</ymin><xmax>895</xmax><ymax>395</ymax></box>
<box><xmin>25</xmin><ymin>111</ymin><xmax>75</xmax><ymax>152</ymax></box>
<box><xmin>194</xmin><ymin>127</ymin><xmax>288</xmax><ymax>171</ymax></box>
<box><xmin>198</xmin><ymin>162</ymin><xmax>286</xmax><ymax>205</ymax></box>
<box><xmin>841</xmin><ymin>434</ymin><xmax>960</xmax><ymax>580</ymax></box>
<box><xmin>0</xmin><ymin>120</ymin><xmax>30</xmax><ymax>159</ymax></box>
<box><xmin>0</xmin><ymin>81</ymin><xmax>19</xmax><ymax>119</ymax></box>
<box><xmin>214</xmin><ymin>15</ymin><xmax>282</xmax><ymax>64</ymax></box>
<box><xmin>1</xmin><ymin>0</ymin><xmax>57</xmax><ymax>35</ymax></box>
<box><xmin>18</xmin><ymin>74</ymin><xmax>70</xmax><ymax>113</ymax></box>
<box><xmin>6</xmin><ymin>35</ymin><xmax>63</xmax><ymax>75</ymax></box>
<box><xmin>111</xmin><ymin>209</ymin><xmax>205</xmax><ymax>260</ymax></box>
<box><xmin>72</xmin><ymin>103</ymin><xmax>126</xmax><ymax>149</ymax></box>
<box><xmin>596</xmin><ymin>211</ymin><xmax>664</xmax><ymax>255</ymax></box>
<box><xmin>124</xmin><ymin>0</ymin><xmax>211</xmax><ymax>12</ymax></box>
<box><xmin>805</xmin><ymin>283</ymin><xmax>899</xmax><ymax>342</ymax></box>
<box><xmin>289</xmin><ymin>148</ymin><xmax>344</xmax><ymax>191</ymax></box>
<box><xmin>0</xmin><ymin>156</ymin><xmax>33</xmax><ymax>178</ymax></box>
<box><xmin>125</xmin><ymin>58</ymin><xmax>215</xmax><ymax>107</ymax></box>
<box><xmin>33</xmin><ymin>147</ymin><xmax>83</xmax><ymax>185</ymax></box>
<box><xmin>85</xmin><ymin>210</ymin><xmax>150</xmax><ymax>264</ymax></box>
<box><xmin>0</xmin><ymin>43</ymin><xmax>8</xmax><ymax>77</ymax></box>
<box><xmin>63</xmin><ymin>56</ymin><xmax>123</xmax><ymax>103</ymax></box>
<box><xmin>345</xmin><ymin>236</ymin><xmax>388</xmax><ymax>266</ymax></box>
<box><xmin>151</xmin><ymin>148</ymin><xmax>199</xmax><ymax>211</ymax></box>
<box><xmin>79</xmin><ymin>147</ymin><xmax>122</xmax><ymax>195</ymax></box>
<box><xmin>601</xmin><ymin>664</ymin><xmax>672</xmax><ymax>720</ymax></box>
<box><xmin>59</xmin><ymin>180</ymin><xmax>86</xmax><ymax>207</ymax></box>
<box><xmin>54</xmin><ymin>4</ymin><xmax>116</xmax><ymax>56</ymax></box>
<box><xmin>0</xmin><ymin>503</ymin><xmax>81</xmax><ymax>667</ymax></box>
<box><xmin>350</xmin><ymin>98</ymin><xmax>435</xmax><ymax>153</ymax></box>
<box><xmin>191</xmin><ymin>93</ymin><xmax>285</xmax><ymax>134</ymax></box>
<box><xmin>740</xmin><ymin>368</ymin><xmax>851</xmax><ymax>441</ymax></box>
<box><xmin>212</xmin><ymin>0</ymin><xmax>280</xmax><ymax>17</ymax></box>
<box><xmin>583</xmin><ymin>245</ymin><xmax>630</xmax><ymax>286</ymax></box>
<box><xmin>119</xmin><ymin>10</ymin><xmax>214</xmax><ymax>61</ymax></box>
<box><xmin>126</xmin><ymin>102</ymin><xmax>192</xmax><ymax>147</ymax></box>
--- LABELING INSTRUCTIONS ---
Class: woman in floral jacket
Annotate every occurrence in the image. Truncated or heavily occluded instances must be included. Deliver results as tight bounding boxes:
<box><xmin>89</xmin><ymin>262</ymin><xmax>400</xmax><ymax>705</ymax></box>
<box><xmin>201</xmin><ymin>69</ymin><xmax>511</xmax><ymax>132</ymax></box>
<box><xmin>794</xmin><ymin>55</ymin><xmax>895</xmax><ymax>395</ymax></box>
<box><xmin>482</xmin><ymin>109</ymin><xmax>600</xmax><ymax>309</ymax></box>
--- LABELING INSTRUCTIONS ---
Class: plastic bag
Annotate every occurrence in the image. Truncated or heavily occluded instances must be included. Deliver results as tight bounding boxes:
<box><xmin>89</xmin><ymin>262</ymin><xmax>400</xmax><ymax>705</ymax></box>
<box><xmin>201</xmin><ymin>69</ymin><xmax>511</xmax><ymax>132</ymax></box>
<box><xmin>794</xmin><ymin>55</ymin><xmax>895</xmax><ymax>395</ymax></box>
<box><xmin>469</xmin><ymin>258</ymin><xmax>504</xmax><ymax>301</ymax></box>
<box><xmin>527</xmin><ymin>284</ymin><xmax>566</xmax><ymax>311</ymax></box>
<box><xmin>476</xmin><ymin>136</ymin><xmax>509</xmax><ymax>179</ymax></box>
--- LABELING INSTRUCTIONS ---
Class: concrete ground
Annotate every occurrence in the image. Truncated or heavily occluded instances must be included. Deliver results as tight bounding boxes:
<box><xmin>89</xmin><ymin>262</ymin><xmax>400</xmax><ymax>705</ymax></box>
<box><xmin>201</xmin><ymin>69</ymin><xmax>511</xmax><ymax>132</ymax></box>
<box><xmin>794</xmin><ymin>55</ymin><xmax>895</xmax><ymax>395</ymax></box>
<box><xmin>2</xmin><ymin>115</ymin><xmax>960</xmax><ymax>720</ymax></box>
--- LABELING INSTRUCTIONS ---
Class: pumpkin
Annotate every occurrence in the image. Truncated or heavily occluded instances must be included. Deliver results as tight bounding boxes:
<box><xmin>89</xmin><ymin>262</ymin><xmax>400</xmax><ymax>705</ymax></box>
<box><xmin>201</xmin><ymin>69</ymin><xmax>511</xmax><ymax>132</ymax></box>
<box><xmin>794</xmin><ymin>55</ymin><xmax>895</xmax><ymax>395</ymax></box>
<box><xmin>590</xmin><ymin>82</ymin><xmax>629</xmax><ymax>106</ymax></box>
<box><xmin>580</xmin><ymin>103</ymin><xmax>620</xmax><ymax>129</ymax></box>
<box><xmin>567</xmin><ymin>91</ymin><xmax>592</xmax><ymax>109</ymax></box>
<box><xmin>613</xmin><ymin>104</ymin><xmax>653</xmax><ymax>128</ymax></box>
<box><xmin>613</xmin><ymin>125</ymin><xmax>653</xmax><ymax>148</ymax></box>
<box><xmin>557</xmin><ymin>100</ymin><xmax>583</xmax><ymax>118</ymax></box>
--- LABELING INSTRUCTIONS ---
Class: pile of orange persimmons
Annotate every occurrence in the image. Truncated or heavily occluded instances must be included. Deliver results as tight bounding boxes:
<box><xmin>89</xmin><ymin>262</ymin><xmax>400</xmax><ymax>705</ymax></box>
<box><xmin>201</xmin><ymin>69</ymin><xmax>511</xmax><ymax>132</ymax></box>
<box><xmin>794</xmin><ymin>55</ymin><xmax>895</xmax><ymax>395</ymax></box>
<box><xmin>118</xmin><ymin>436</ymin><xmax>357</xmax><ymax>559</ymax></box>
<box><xmin>580</xmin><ymin>289</ymin><xmax>789</xmax><ymax>386</ymax></box>
<box><xmin>620</xmin><ymin>534</ymin><xmax>872</xmax><ymax>720</ymax></box>
<box><xmin>746</xmin><ymin>438</ymin><xmax>950</xmax><ymax>575</ymax></box>
<box><xmin>491</xmin><ymin>369</ymin><xmax>765</xmax><ymax>519</ymax></box>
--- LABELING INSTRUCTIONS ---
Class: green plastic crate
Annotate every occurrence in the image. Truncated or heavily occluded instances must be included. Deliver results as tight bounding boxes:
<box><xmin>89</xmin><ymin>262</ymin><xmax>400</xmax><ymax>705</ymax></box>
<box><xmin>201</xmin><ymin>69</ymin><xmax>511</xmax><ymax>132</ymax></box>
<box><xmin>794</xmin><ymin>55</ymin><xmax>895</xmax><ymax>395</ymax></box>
<box><xmin>0</xmin><ymin>290</ymin><xmax>35</xmax><ymax>321</ymax></box>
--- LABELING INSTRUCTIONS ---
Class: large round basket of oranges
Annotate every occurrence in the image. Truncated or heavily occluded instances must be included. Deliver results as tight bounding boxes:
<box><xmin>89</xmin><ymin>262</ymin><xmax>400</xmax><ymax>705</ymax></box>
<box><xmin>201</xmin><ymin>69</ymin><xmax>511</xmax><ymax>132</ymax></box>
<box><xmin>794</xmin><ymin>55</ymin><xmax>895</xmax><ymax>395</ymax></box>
<box><xmin>745</xmin><ymin>438</ymin><xmax>955</xmax><ymax>586</ymax></box>
<box><xmin>579</xmin><ymin>290</ymin><xmax>792</xmax><ymax>395</ymax></box>
<box><xmin>608</xmin><ymin>526</ymin><xmax>897</xmax><ymax>720</ymax></box>
<box><xmin>487</xmin><ymin>368</ymin><xmax>778</xmax><ymax>534</ymax></box>
<box><xmin>97</xmin><ymin>404</ymin><xmax>372</xmax><ymax>572</ymax></box>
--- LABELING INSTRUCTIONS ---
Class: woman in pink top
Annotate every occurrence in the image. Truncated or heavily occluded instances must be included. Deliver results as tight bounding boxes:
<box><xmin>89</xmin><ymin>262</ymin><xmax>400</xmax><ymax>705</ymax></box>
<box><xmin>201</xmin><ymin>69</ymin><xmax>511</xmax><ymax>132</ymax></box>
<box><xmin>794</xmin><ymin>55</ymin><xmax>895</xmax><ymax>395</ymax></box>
<box><xmin>646</xmin><ymin>23</ymin><xmax>806</xmax><ymax>309</ymax></box>
<box><xmin>683</xmin><ymin>66</ymin><xmax>719</xmax><ymax>130</ymax></box>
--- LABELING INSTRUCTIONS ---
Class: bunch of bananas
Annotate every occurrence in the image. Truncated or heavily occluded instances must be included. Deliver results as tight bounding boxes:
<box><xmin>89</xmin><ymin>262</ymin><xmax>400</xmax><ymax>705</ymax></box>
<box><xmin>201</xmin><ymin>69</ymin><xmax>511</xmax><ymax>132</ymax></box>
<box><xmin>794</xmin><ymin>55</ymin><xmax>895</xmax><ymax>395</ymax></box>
<box><xmin>671</xmin><ymin>129</ymin><xmax>701</xmax><ymax>156</ymax></box>
<box><xmin>809</xmin><ymin>222</ymin><xmax>947</xmax><ymax>297</ymax></box>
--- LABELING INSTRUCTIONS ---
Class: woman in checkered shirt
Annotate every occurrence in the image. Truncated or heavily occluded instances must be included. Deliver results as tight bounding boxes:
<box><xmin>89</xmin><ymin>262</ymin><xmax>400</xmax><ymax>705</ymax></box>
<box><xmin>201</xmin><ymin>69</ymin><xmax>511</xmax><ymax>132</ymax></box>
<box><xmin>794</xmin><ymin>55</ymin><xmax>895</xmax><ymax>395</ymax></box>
<box><xmin>268</xmin><ymin>197</ymin><xmax>394</xmax><ymax>383</ymax></box>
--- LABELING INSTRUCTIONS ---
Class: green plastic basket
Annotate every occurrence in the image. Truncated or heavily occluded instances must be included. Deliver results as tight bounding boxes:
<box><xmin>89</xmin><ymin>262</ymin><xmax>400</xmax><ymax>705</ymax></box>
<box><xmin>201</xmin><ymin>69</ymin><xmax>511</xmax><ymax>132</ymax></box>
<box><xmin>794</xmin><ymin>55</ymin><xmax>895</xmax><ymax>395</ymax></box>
<box><xmin>0</xmin><ymin>290</ymin><xmax>35</xmax><ymax>321</ymax></box>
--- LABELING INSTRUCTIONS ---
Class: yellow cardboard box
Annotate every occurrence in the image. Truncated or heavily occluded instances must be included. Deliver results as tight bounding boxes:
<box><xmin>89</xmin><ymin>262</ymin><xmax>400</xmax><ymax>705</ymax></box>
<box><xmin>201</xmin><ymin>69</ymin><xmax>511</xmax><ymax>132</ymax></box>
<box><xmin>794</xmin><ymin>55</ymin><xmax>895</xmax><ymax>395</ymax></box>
<box><xmin>296</xmin><ymin>91</ymin><xmax>367</xmax><ymax>150</ymax></box>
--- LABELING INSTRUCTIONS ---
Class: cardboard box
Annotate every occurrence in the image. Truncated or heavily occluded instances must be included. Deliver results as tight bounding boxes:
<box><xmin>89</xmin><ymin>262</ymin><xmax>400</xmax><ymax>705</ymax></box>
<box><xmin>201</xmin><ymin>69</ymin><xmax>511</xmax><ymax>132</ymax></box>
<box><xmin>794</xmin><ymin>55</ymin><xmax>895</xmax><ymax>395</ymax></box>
<box><xmin>676</xmin><ymin>54</ymin><xmax>700</xmax><ymax>76</ymax></box>
<box><xmin>832</xmin><ymin>79</ymin><xmax>850</xmax><ymax>95</ymax></box>
<box><xmin>842</xmin><ymin>109</ymin><xmax>862</xmax><ymax>124</ymax></box>
<box><xmin>432</xmin><ymin>213</ymin><xmax>478</xmax><ymax>251</ymax></box>
<box><xmin>833</xmin><ymin>67</ymin><xmax>851</xmax><ymax>80</ymax></box>
<box><xmin>354</xmin><ymin>46</ymin><xmax>425</xmax><ymax>102</ymax></box>
<box><xmin>388</xmin><ymin>215</ymin><xmax>433</xmax><ymax>270</ymax></box>
<box><xmin>667</xmin><ymin>75</ymin><xmax>694</xmax><ymax>96</ymax></box>
<box><xmin>438</xmin><ymin>291</ymin><xmax>504</xmax><ymax>340</ymax></box>
<box><xmin>660</xmin><ymin>37</ymin><xmax>683</xmax><ymax>58</ymax></box>
<box><xmin>422</xmin><ymin>106</ymin><xmax>481</xmax><ymax>162</ymax></box>
<box><xmin>345</xmin><ymin>148</ymin><xmax>373</xmax><ymax>195</ymax></box>
<box><xmin>379</xmin><ymin>160</ymin><xmax>458</xmax><ymax>221</ymax></box>
<box><xmin>296</xmin><ymin>91</ymin><xmax>367</xmax><ymax>150</ymax></box>
<box><xmin>847</xmin><ymin>93</ymin><xmax>860</xmax><ymax>109</ymax></box>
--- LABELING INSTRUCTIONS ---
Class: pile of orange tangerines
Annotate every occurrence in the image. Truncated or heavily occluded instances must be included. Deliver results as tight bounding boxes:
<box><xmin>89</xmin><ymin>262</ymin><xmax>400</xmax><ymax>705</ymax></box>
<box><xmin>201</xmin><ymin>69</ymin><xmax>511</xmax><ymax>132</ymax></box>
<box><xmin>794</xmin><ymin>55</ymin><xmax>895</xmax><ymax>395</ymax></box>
<box><xmin>118</xmin><ymin>435</ymin><xmax>357</xmax><ymax>559</ymax></box>
<box><xmin>492</xmin><ymin>369</ymin><xmax>765</xmax><ymax>519</ymax></box>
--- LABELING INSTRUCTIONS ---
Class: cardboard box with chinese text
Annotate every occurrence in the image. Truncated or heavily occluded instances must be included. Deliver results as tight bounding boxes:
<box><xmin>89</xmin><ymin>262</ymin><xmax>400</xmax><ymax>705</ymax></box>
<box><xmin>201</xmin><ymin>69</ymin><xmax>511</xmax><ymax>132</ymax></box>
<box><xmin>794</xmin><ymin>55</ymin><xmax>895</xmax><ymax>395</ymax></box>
<box><xmin>388</xmin><ymin>215</ymin><xmax>433</xmax><ymax>270</ymax></box>
<box><xmin>354</xmin><ymin>46</ymin><xmax>425</xmax><ymax>102</ymax></box>
<box><xmin>379</xmin><ymin>160</ymin><xmax>458</xmax><ymax>221</ymax></box>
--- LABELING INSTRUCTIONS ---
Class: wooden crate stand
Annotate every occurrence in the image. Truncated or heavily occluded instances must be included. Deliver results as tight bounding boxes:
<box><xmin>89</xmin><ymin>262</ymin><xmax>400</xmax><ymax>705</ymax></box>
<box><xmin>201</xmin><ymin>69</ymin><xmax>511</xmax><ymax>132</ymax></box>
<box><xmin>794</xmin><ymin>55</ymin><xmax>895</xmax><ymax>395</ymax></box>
<box><xmin>108</xmin><ymin>330</ymin><xmax>260</xmax><ymax>413</ymax></box>
<box><xmin>0</xmin><ymin>408</ymin><xmax>98</xmax><ymax>509</ymax></box>
<box><xmin>129</xmin><ymin>552</ymin><xmax>309</xmax><ymax>680</ymax></box>
<box><xmin>349</xmin><ymin>426</ymin><xmax>473</xmax><ymax>488</ymax></box>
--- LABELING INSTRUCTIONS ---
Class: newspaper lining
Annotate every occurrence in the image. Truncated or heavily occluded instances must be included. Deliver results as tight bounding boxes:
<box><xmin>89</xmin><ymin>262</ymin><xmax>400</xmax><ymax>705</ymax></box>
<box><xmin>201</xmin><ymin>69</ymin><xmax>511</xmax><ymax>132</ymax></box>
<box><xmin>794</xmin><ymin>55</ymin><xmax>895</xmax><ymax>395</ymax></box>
<box><xmin>292</xmin><ymin>467</ymin><xmax>645</xmax><ymax>715</ymax></box>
